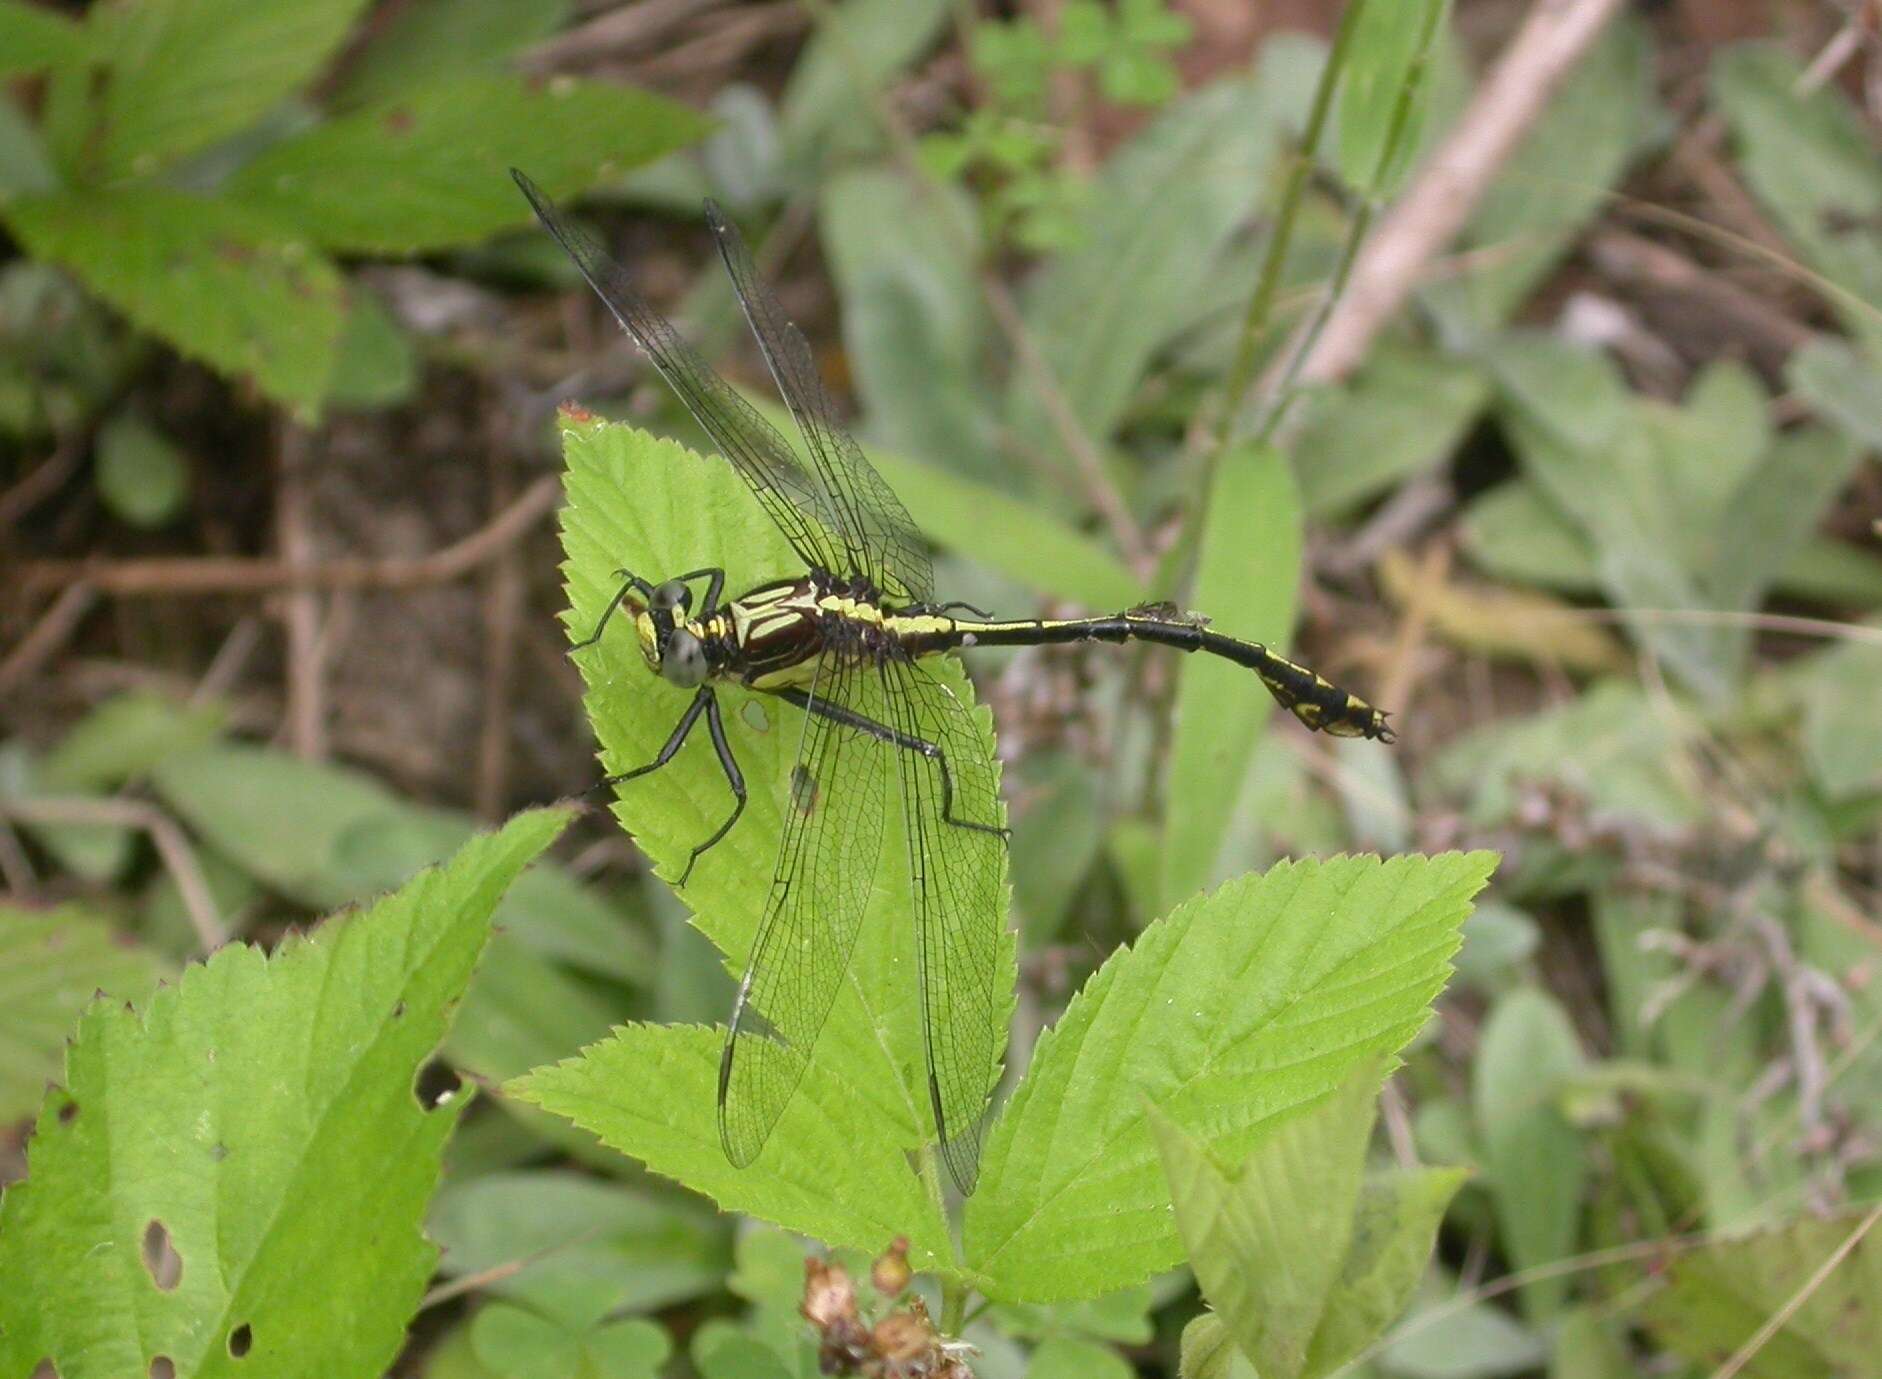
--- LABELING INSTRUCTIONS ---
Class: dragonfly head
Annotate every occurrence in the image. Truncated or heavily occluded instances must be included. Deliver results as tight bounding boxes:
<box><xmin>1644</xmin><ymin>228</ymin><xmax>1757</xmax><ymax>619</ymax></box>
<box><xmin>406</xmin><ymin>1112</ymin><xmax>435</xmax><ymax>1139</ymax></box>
<box><xmin>633</xmin><ymin>578</ymin><xmax>710</xmax><ymax>687</ymax></box>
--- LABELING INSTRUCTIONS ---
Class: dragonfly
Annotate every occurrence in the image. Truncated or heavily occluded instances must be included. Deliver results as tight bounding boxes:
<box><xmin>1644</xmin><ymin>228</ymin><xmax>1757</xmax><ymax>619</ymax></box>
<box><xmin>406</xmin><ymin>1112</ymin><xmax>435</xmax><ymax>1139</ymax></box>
<box><xmin>513</xmin><ymin>169</ymin><xmax>1395</xmax><ymax>1195</ymax></box>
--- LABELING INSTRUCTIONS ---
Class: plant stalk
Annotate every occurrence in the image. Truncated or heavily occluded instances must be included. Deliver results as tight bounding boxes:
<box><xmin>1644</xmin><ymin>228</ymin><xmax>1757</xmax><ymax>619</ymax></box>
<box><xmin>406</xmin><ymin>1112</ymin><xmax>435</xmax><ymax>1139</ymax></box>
<box><xmin>1252</xmin><ymin>0</ymin><xmax>1450</xmax><ymax>445</ymax></box>
<box><xmin>1213</xmin><ymin>0</ymin><xmax>1373</xmax><ymax>450</ymax></box>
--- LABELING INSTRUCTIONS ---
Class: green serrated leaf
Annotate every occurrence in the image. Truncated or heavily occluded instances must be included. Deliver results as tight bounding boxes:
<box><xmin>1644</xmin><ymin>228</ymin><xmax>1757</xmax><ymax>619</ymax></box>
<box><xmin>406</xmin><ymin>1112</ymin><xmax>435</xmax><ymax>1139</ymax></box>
<box><xmin>1305</xmin><ymin>1165</ymin><xmax>1469</xmax><ymax>1375</ymax></box>
<box><xmin>965</xmin><ymin>851</ymin><xmax>1496</xmax><ymax>1302</ymax></box>
<box><xmin>1162</xmin><ymin>443</ymin><xmax>1300</xmax><ymax>908</ymax></box>
<box><xmin>3</xmin><ymin>189</ymin><xmax>344</xmax><ymax>414</ymax></box>
<box><xmin>227</xmin><ymin>76</ymin><xmax>709</xmax><ymax>255</ymax></box>
<box><xmin>77</xmin><ymin>0</ymin><xmax>373</xmax><ymax>182</ymax></box>
<box><xmin>0</xmin><ymin>904</ymin><xmax>168</xmax><ymax>1123</ymax></box>
<box><xmin>1473</xmin><ymin>988</ymin><xmax>1585</xmax><ymax>1323</ymax></box>
<box><xmin>0</xmin><ymin>808</ymin><xmax>571</xmax><ymax>1379</ymax></box>
<box><xmin>1151</xmin><ymin>1056</ymin><xmax>1462</xmax><ymax>1379</ymax></box>
<box><xmin>0</xmin><ymin>0</ymin><xmax>87</xmax><ymax>79</ymax></box>
<box><xmin>549</xmin><ymin>417</ymin><xmax>1016</xmax><ymax>1196</ymax></box>
<box><xmin>1149</xmin><ymin>1066</ymin><xmax>1379</xmax><ymax>1379</ymax></box>
<box><xmin>506</xmin><ymin>1023</ymin><xmax>956</xmax><ymax>1278</ymax></box>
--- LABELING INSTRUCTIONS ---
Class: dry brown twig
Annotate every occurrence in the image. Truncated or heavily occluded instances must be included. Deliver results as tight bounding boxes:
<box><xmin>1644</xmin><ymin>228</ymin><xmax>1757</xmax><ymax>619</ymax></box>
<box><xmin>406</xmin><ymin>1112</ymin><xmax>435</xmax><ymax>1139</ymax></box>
<box><xmin>0</xmin><ymin>583</ymin><xmax>99</xmax><ymax>697</ymax></box>
<box><xmin>0</xmin><ymin>796</ymin><xmax>226</xmax><ymax>951</ymax></box>
<box><xmin>9</xmin><ymin>475</ymin><xmax>561</xmax><ymax>599</ymax></box>
<box><xmin>520</xmin><ymin>0</ymin><xmax>725</xmax><ymax>73</ymax></box>
<box><xmin>274</xmin><ymin>422</ymin><xmax>327</xmax><ymax>760</ymax></box>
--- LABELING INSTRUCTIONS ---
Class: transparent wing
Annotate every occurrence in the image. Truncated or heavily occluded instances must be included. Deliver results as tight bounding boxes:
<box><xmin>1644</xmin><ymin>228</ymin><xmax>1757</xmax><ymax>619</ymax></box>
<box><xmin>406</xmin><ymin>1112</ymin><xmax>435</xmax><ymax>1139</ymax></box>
<box><xmin>718</xmin><ymin>657</ymin><xmax>891</xmax><ymax>1168</ymax></box>
<box><xmin>513</xmin><ymin>170</ymin><xmax>847</xmax><ymax>579</ymax></box>
<box><xmin>705</xmin><ymin>201</ymin><xmax>934</xmax><ymax>605</ymax></box>
<box><xmin>881</xmin><ymin>656</ymin><xmax>1008</xmax><ymax>1194</ymax></box>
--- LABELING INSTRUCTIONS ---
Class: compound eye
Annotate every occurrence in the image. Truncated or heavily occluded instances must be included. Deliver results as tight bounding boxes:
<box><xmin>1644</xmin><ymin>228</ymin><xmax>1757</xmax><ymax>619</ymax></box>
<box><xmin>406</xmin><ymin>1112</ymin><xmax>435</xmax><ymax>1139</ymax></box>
<box><xmin>651</xmin><ymin>579</ymin><xmax>692</xmax><ymax>613</ymax></box>
<box><xmin>661</xmin><ymin>629</ymin><xmax>708</xmax><ymax>687</ymax></box>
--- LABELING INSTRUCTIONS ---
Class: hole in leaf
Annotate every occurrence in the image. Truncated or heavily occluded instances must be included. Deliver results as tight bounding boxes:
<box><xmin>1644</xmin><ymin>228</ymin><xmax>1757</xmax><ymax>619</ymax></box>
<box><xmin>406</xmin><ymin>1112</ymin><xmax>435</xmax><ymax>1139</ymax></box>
<box><xmin>741</xmin><ymin>700</ymin><xmax>770</xmax><ymax>732</ymax></box>
<box><xmin>413</xmin><ymin>1059</ymin><xmax>459</xmax><ymax>1111</ymax></box>
<box><xmin>57</xmin><ymin>1100</ymin><xmax>78</xmax><ymax>1125</ymax></box>
<box><xmin>149</xmin><ymin>1358</ymin><xmax>175</xmax><ymax>1379</ymax></box>
<box><xmin>141</xmin><ymin>1220</ymin><xmax>181</xmax><ymax>1291</ymax></box>
<box><xmin>228</xmin><ymin>1324</ymin><xmax>252</xmax><ymax>1359</ymax></box>
<box><xmin>31</xmin><ymin>1360</ymin><xmax>58</xmax><ymax>1379</ymax></box>
<box><xmin>210</xmin><ymin>1142</ymin><xmax>229</xmax><ymax>1162</ymax></box>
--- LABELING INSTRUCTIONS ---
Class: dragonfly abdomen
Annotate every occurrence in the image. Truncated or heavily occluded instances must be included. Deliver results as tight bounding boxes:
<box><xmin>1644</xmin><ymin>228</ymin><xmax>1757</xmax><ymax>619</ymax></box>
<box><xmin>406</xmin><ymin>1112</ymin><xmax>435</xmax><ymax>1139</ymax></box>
<box><xmin>912</xmin><ymin>607</ymin><xmax>1394</xmax><ymax>742</ymax></box>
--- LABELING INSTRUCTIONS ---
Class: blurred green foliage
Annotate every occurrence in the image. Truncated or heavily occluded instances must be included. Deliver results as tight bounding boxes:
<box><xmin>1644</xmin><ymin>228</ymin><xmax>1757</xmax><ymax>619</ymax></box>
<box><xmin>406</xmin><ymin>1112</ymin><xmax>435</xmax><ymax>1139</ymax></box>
<box><xmin>4</xmin><ymin>0</ymin><xmax>1882</xmax><ymax>1376</ymax></box>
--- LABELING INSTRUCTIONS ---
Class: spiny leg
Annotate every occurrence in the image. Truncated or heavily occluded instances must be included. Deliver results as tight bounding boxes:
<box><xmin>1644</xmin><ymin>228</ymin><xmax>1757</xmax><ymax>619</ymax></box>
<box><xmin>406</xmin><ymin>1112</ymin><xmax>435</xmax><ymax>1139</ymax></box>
<box><xmin>574</xmin><ymin>569</ymin><xmax>654</xmax><ymax>651</ymax></box>
<box><xmin>906</xmin><ymin>597</ymin><xmax>994</xmax><ymax>619</ymax></box>
<box><xmin>668</xmin><ymin>566</ymin><xmax>728</xmax><ymax>615</ymax></box>
<box><xmin>596</xmin><ymin>684</ymin><xmax>710</xmax><ymax>789</ymax></box>
<box><xmin>774</xmin><ymin>686</ymin><xmax>1009</xmax><ymax>841</ymax></box>
<box><xmin>676</xmin><ymin>691</ymin><xmax>746</xmax><ymax>885</ymax></box>
<box><xmin>596</xmin><ymin>685</ymin><xmax>750</xmax><ymax>884</ymax></box>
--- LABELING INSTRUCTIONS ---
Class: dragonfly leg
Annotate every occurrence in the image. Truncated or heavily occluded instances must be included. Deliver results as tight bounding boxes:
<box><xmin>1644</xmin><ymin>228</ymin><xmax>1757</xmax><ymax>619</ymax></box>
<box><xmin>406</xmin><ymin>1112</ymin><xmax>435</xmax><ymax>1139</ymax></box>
<box><xmin>597</xmin><ymin>684</ymin><xmax>711</xmax><ymax>788</ymax></box>
<box><xmin>573</xmin><ymin>569</ymin><xmax>654</xmax><ymax>652</ymax></box>
<box><xmin>668</xmin><ymin>566</ymin><xmax>727</xmax><ymax>615</ymax></box>
<box><xmin>598</xmin><ymin>685</ymin><xmax>749</xmax><ymax>885</ymax></box>
<box><xmin>904</xmin><ymin>598</ymin><xmax>994</xmax><ymax>619</ymax></box>
<box><xmin>677</xmin><ymin>691</ymin><xmax>747</xmax><ymax>885</ymax></box>
<box><xmin>776</xmin><ymin>687</ymin><xmax>1010</xmax><ymax>841</ymax></box>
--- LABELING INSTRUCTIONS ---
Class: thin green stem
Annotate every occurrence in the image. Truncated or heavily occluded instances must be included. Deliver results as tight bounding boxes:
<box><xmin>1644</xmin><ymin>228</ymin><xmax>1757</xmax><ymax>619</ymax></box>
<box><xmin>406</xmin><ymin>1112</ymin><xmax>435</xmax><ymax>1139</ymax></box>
<box><xmin>1252</xmin><ymin>0</ymin><xmax>1448</xmax><ymax>445</ymax></box>
<box><xmin>1213</xmin><ymin>0</ymin><xmax>1372</xmax><ymax>449</ymax></box>
<box><xmin>1250</xmin><ymin>197</ymin><xmax>1376</xmax><ymax>447</ymax></box>
<box><xmin>941</xmin><ymin>1276</ymin><xmax>968</xmax><ymax>1336</ymax></box>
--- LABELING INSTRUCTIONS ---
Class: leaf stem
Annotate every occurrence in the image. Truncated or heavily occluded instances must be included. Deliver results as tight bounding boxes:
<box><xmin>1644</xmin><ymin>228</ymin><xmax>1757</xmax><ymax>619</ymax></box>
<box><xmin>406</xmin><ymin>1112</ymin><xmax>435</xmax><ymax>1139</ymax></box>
<box><xmin>1214</xmin><ymin>0</ymin><xmax>1372</xmax><ymax>448</ymax></box>
<box><xmin>1251</xmin><ymin>0</ymin><xmax>1449</xmax><ymax>445</ymax></box>
<box><xmin>941</xmin><ymin>1276</ymin><xmax>968</xmax><ymax>1336</ymax></box>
